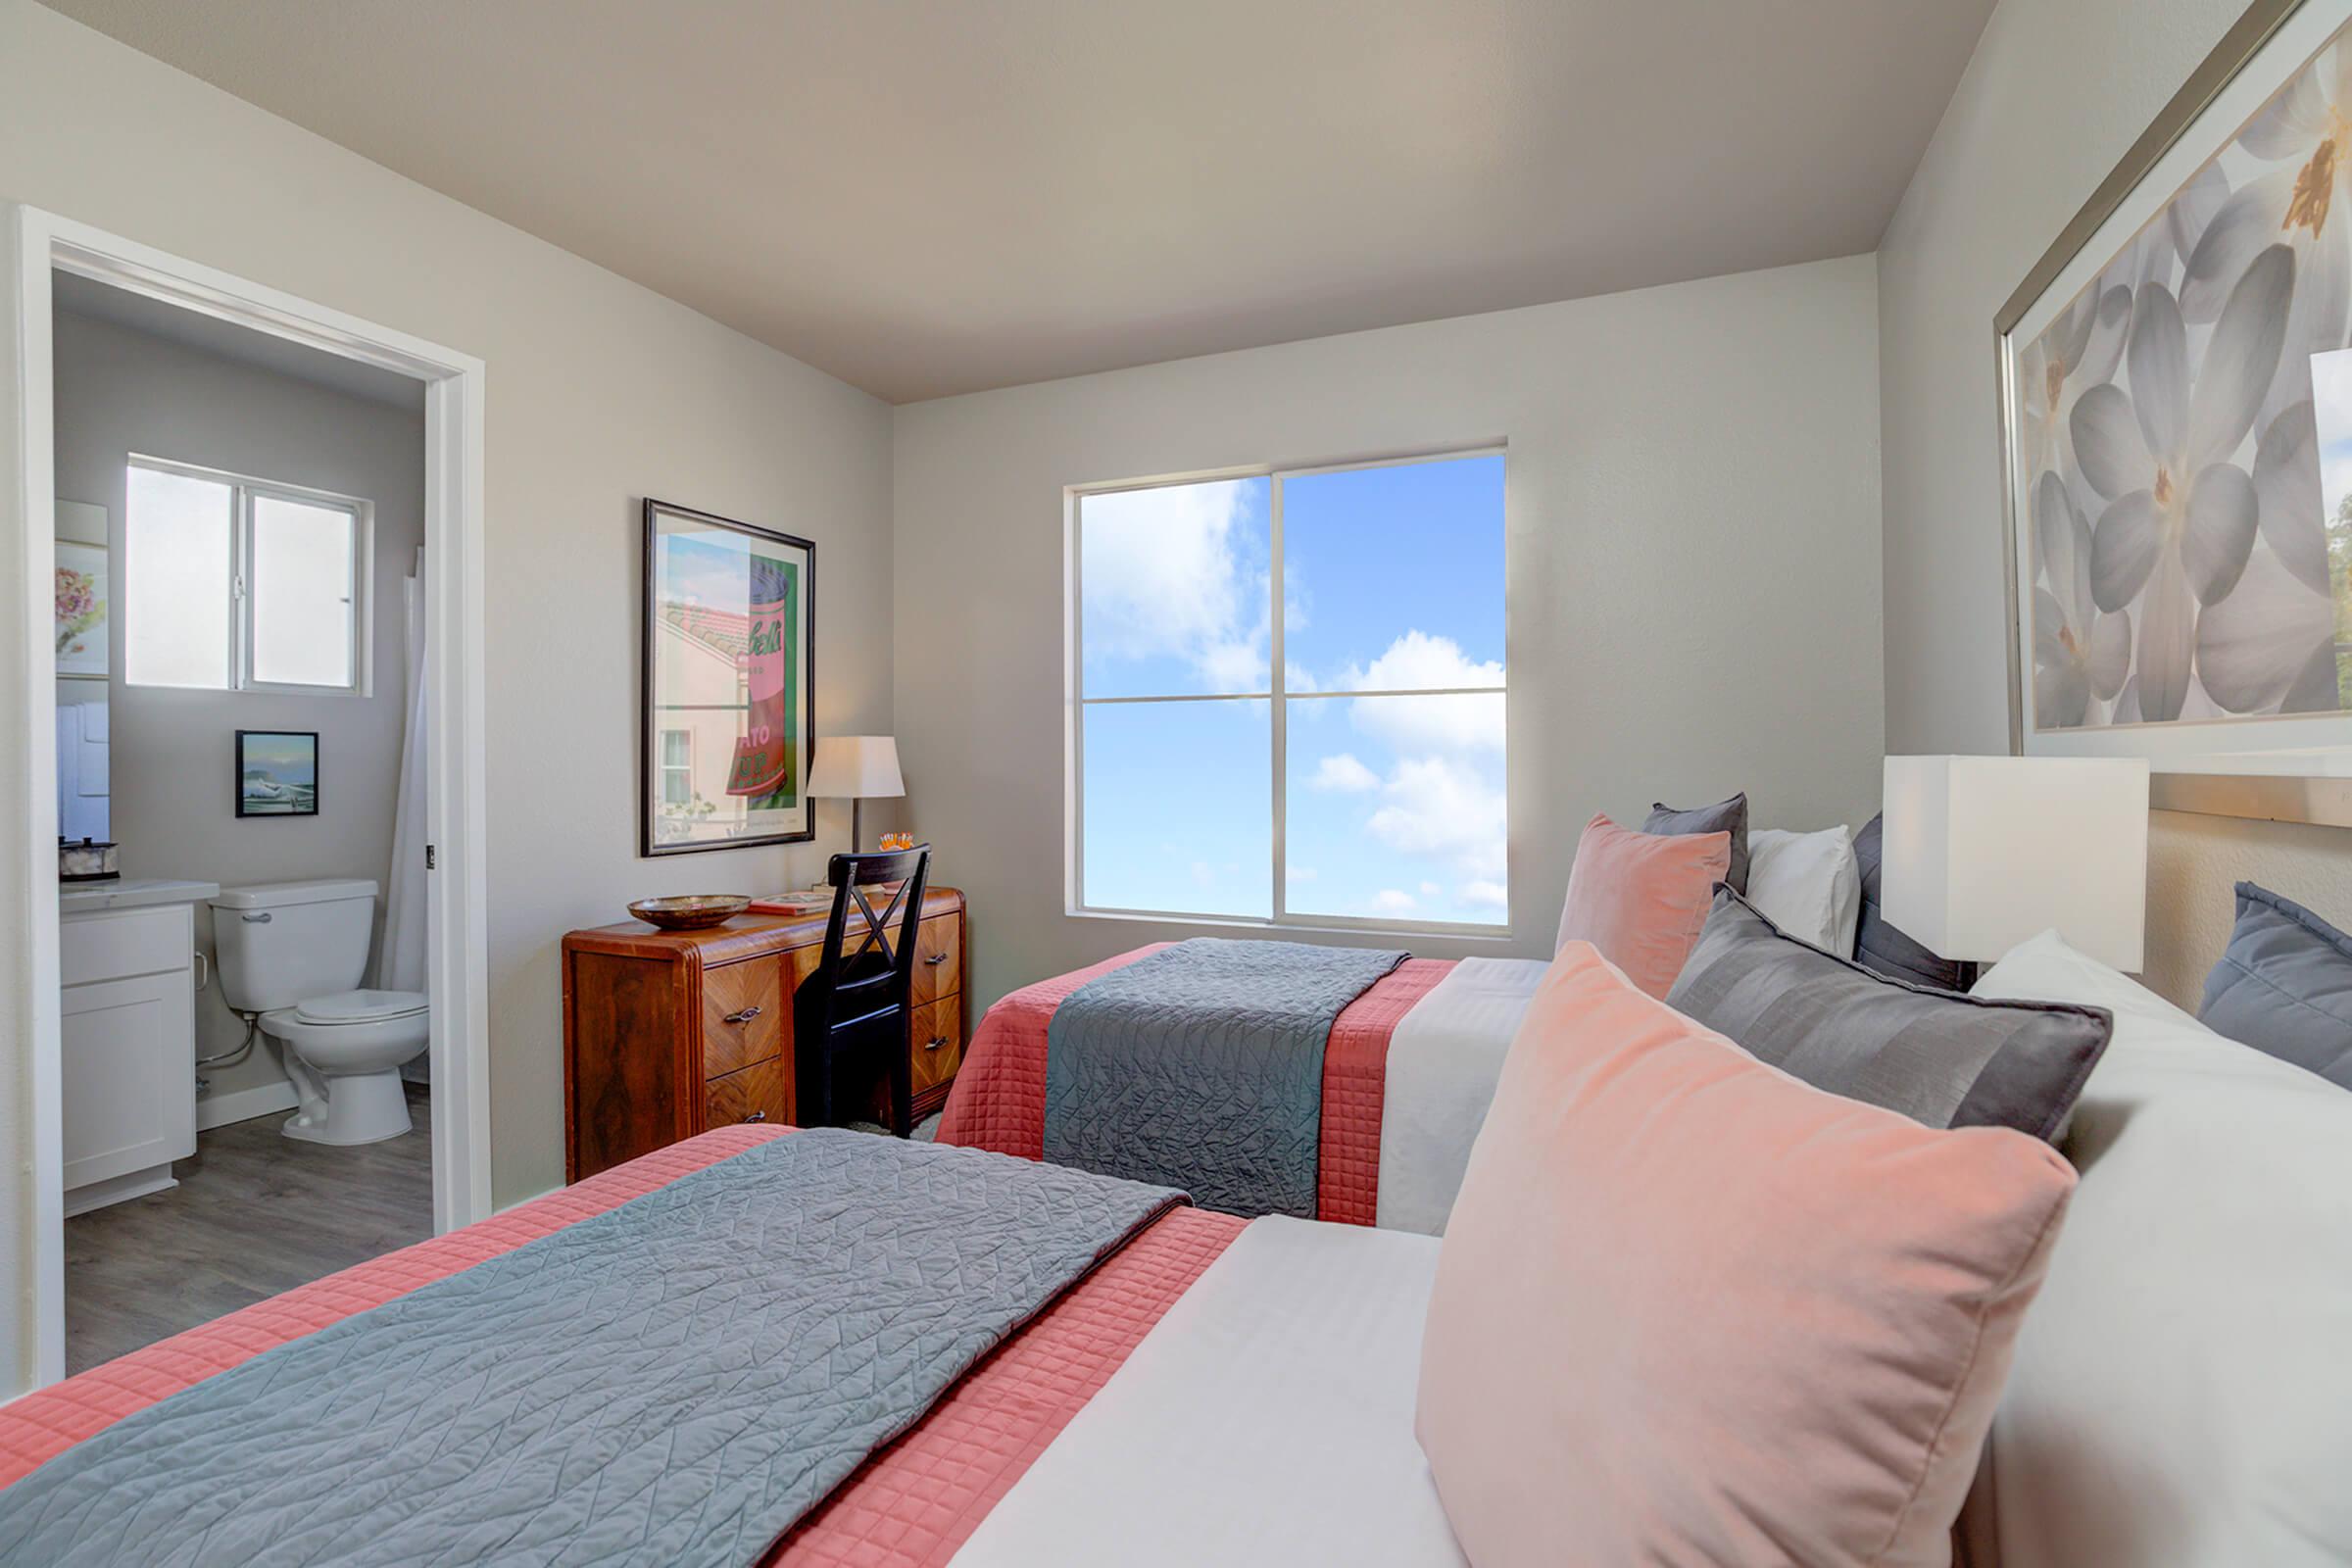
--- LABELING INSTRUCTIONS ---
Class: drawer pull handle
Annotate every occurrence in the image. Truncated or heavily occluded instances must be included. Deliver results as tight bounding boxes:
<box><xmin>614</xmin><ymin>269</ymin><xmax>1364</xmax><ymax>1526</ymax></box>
<box><xmin>924</xmin><ymin>1036</ymin><xmax>949</xmax><ymax>1052</ymax></box>
<box><xmin>723</xmin><ymin>1004</ymin><xmax>763</xmax><ymax>1025</ymax></box>
<box><xmin>923</xmin><ymin>953</ymin><xmax>950</xmax><ymax>966</ymax></box>
<box><xmin>744</xmin><ymin>1110</ymin><xmax>767</xmax><ymax>1123</ymax></box>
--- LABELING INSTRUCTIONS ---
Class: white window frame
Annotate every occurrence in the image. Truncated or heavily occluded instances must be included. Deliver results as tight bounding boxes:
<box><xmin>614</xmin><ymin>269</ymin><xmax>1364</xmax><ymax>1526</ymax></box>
<box><xmin>125</xmin><ymin>454</ymin><xmax>373</xmax><ymax>696</ymax></box>
<box><xmin>1067</xmin><ymin>444</ymin><xmax>1508</xmax><ymax>938</ymax></box>
<box><xmin>658</xmin><ymin>726</ymin><xmax>695</xmax><ymax>807</ymax></box>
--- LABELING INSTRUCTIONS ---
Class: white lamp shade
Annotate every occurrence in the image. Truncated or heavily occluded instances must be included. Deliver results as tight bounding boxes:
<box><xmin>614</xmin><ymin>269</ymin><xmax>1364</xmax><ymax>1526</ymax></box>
<box><xmin>807</xmin><ymin>735</ymin><xmax>905</xmax><ymax>800</ymax></box>
<box><xmin>1880</xmin><ymin>756</ymin><xmax>2149</xmax><ymax>971</ymax></box>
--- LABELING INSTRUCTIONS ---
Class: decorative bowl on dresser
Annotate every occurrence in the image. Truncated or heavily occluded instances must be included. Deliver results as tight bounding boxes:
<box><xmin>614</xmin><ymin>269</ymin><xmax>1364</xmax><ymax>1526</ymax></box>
<box><xmin>561</xmin><ymin>886</ymin><xmax>965</xmax><ymax>1181</ymax></box>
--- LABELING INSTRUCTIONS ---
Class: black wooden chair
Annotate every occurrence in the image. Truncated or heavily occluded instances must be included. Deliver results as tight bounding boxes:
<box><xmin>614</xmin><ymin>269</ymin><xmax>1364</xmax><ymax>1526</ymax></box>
<box><xmin>795</xmin><ymin>845</ymin><xmax>932</xmax><ymax>1136</ymax></box>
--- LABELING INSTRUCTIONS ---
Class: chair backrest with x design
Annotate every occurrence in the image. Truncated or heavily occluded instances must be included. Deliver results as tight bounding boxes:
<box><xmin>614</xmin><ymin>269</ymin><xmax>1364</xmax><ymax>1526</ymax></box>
<box><xmin>799</xmin><ymin>845</ymin><xmax>931</xmax><ymax>1133</ymax></box>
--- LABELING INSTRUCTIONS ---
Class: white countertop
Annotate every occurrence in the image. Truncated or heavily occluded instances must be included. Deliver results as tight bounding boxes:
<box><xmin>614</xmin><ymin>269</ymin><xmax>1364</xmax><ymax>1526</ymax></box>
<box><xmin>60</xmin><ymin>877</ymin><xmax>222</xmax><ymax>917</ymax></box>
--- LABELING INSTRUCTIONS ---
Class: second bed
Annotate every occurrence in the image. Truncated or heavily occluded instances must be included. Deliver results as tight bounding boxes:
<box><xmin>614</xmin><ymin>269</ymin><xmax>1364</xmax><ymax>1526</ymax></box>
<box><xmin>934</xmin><ymin>940</ymin><xmax>1548</xmax><ymax>1230</ymax></box>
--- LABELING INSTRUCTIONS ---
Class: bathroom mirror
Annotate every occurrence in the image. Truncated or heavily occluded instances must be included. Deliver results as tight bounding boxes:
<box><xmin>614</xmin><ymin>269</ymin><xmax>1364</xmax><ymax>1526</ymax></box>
<box><xmin>56</xmin><ymin>498</ymin><xmax>111</xmax><ymax>844</ymax></box>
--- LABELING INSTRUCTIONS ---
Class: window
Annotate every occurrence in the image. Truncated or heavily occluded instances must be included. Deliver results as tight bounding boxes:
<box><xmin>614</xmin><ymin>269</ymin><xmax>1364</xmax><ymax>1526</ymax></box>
<box><xmin>1073</xmin><ymin>449</ymin><xmax>1506</xmax><ymax>930</ymax></box>
<box><xmin>124</xmin><ymin>459</ymin><xmax>368</xmax><ymax>693</ymax></box>
<box><xmin>659</xmin><ymin>728</ymin><xmax>695</xmax><ymax>807</ymax></box>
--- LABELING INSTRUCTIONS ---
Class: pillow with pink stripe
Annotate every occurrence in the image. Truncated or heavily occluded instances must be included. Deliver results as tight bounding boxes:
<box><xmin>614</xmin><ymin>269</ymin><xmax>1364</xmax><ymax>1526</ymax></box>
<box><xmin>1416</xmin><ymin>942</ymin><xmax>2078</xmax><ymax>1568</ymax></box>
<box><xmin>1553</xmin><ymin>812</ymin><xmax>1729</xmax><ymax>998</ymax></box>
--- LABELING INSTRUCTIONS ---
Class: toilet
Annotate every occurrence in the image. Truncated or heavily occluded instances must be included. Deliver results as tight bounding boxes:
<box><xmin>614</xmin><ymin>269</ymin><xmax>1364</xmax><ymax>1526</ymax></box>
<box><xmin>210</xmin><ymin>879</ymin><xmax>428</xmax><ymax>1146</ymax></box>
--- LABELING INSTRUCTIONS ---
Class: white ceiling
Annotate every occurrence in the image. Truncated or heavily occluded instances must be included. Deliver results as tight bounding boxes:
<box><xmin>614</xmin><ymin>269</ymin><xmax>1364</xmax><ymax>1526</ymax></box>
<box><xmin>43</xmin><ymin>0</ymin><xmax>1994</xmax><ymax>404</ymax></box>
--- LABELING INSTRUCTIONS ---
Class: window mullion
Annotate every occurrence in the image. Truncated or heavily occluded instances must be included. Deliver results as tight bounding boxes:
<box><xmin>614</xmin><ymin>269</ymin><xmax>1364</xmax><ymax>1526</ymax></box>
<box><xmin>1269</xmin><ymin>473</ymin><xmax>1287</xmax><ymax>923</ymax></box>
<box><xmin>233</xmin><ymin>484</ymin><xmax>253</xmax><ymax>692</ymax></box>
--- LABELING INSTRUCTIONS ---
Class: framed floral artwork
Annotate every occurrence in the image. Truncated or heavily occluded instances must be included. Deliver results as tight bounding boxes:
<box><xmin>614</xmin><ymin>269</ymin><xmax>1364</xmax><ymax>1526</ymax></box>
<box><xmin>54</xmin><ymin>501</ymin><xmax>110</xmax><ymax>680</ymax></box>
<box><xmin>1999</xmin><ymin>0</ymin><xmax>2352</xmax><ymax>781</ymax></box>
<box><xmin>641</xmin><ymin>499</ymin><xmax>815</xmax><ymax>856</ymax></box>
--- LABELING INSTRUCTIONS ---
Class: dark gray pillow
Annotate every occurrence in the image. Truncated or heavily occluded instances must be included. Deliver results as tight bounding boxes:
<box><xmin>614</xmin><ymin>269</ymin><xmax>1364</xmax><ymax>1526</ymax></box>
<box><xmin>1667</xmin><ymin>887</ymin><xmax>2112</xmax><ymax>1142</ymax></box>
<box><xmin>1851</xmin><ymin>813</ymin><xmax>1974</xmax><ymax>993</ymax></box>
<box><xmin>1645</xmin><ymin>792</ymin><xmax>1748</xmax><ymax>895</ymax></box>
<box><xmin>2199</xmin><ymin>882</ymin><xmax>2352</xmax><ymax>1090</ymax></box>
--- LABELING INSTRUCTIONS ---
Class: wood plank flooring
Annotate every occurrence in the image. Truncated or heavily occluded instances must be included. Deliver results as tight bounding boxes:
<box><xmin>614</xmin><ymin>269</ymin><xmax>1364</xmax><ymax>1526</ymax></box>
<box><xmin>64</xmin><ymin>1085</ymin><xmax>433</xmax><ymax>1375</ymax></box>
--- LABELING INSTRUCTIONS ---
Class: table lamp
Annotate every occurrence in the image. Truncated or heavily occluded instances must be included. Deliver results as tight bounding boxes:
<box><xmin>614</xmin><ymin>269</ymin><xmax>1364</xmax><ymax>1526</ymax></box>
<box><xmin>807</xmin><ymin>735</ymin><xmax>905</xmax><ymax>854</ymax></box>
<box><xmin>1880</xmin><ymin>756</ymin><xmax>2149</xmax><ymax>972</ymax></box>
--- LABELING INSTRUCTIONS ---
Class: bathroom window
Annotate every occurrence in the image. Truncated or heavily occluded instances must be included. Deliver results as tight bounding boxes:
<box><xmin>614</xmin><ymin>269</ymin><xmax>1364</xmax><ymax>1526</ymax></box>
<box><xmin>659</xmin><ymin>729</ymin><xmax>694</xmax><ymax>807</ymax></box>
<box><xmin>123</xmin><ymin>458</ymin><xmax>369</xmax><ymax>694</ymax></box>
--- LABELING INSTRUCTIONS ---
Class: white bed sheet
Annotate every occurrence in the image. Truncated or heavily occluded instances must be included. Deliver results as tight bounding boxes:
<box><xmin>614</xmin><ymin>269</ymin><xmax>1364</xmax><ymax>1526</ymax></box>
<box><xmin>1375</xmin><ymin>956</ymin><xmax>1548</xmax><ymax>1234</ymax></box>
<box><xmin>948</xmin><ymin>1216</ymin><xmax>1466</xmax><ymax>1568</ymax></box>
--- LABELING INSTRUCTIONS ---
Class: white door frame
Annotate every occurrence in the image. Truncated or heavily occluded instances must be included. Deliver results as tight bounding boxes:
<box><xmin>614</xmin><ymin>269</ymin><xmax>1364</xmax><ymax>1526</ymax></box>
<box><xmin>4</xmin><ymin>205</ymin><xmax>490</xmax><ymax>1391</ymax></box>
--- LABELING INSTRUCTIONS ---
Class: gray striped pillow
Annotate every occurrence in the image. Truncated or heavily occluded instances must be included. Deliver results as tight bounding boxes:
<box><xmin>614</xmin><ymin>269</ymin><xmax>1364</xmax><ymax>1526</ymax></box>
<box><xmin>1666</xmin><ymin>888</ymin><xmax>2112</xmax><ymax>1142</ymax></box>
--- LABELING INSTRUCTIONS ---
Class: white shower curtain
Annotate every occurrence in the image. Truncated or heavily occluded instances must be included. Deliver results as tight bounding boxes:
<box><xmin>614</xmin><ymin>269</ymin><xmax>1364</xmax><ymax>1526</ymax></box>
<box><xmin>381</xmin><ymin>550</ymin><xmax>429</xmax><ymax>1080</ymax></box>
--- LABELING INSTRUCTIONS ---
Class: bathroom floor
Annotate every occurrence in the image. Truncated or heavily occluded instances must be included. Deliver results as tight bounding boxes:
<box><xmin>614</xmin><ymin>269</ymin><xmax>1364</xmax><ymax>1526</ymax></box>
<box><xmin>63</xmin><ymin>1084</ymin><xmax>433</xmax><ymax>1376</ymax></box>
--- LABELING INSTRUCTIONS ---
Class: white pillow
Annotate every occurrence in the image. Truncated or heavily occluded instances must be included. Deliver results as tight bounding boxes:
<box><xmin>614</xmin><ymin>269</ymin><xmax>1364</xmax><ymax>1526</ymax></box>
<box><xmin>1963</xmin><ymin>930</ymin><xmax>2352</xmax><ymax>1568</ymax></box>
<box><xmin>1742</xmin><ymin>826</ymin><xmax>1859</xmax><ymax>954</ymax></box>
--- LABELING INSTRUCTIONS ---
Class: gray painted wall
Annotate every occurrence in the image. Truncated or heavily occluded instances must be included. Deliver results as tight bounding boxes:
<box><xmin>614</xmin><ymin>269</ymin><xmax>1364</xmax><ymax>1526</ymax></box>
<box><xmin>1878</xmin><ymin>0</ymin><xmax>2352</xmax><ymax>1005</ymax></box>
<box><xmin>1</xmin><ymin>0</ymin><xmax>897</xmax><ymax>1279</ymax></box>
<box><xmin>51</xmin><ymin>305</ymin><xmax>425</xmax><ymax>1111</ymax></box>
<box><xmin>894</xmin><ymin>255</ymin><xmax>1887</xmax><ymax>1012</ymax></box>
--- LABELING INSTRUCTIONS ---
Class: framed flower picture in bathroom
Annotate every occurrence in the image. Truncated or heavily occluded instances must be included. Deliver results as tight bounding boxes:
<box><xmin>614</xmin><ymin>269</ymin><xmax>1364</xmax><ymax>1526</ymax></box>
<box><xmin>54</xmin><ymin>500</ymin><xmax>108</xmax><ymax>680</ymax></box>
<box><xmin>236</xmin><ymin>730</ymin><xmax>319</xmax><ymax>817</ymax></box>
<box><xmin>1996</xmin><ymin>0</ymin><xmax>2352</xmax><ymax>777</ymax></box>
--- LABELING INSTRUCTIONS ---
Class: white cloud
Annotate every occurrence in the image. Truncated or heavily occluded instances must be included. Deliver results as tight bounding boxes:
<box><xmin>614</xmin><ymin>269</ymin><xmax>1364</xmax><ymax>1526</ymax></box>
<box><xmin>1198</xmin><ymin>638</ymin><xmax>1268</xmax><ymax>692</ymax></box>
<box><xmin>1418</xmin><ymin>881</ymin><xmax>1443</xmax><ymax>896</ymax></box>
<box><xmin>1366</xmin><ymin>755</ymin><xmax>1507</xmax><ymax>878</ymax></box>
<box><xmin>1369</xmin><ymin>888</ymin><xmax>1418</xmax><ymax>913</ymax></box>
<box><xmin>1286</xmin><ymin>864</ymin><xmax>1318</xmax><ymax>883</ymax></box>
<box><xmin>1082</xmin><ymin>479</ymin><xmax>1268</xmax><ymax>688</ymax></box>
<box><xmin>1459</xmin><ymin>879</ymin><xmax>1509</xmax><ymax>909</ymax></box>
<box><xmin>1345</xmin><ymin>629</ymin><xmax>1504</xmax><ymax>692</ymax></box>
<box><xmin>1343</xmin><ymin>632</ymin><xmax>1505</xmax><ymax>753</ymax></box>
<box><xmin>1309</xmin><ymin>753</ymin><xmax>1381</xmax><ymax>793</ymax></box>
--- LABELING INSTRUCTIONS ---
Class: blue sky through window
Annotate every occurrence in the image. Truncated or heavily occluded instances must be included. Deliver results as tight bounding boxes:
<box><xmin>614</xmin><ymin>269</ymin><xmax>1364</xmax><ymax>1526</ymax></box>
<box><xmin>1078</xmin><ymin>453</ymin><xmax>1505</xmax><ymax>926</ymax></box>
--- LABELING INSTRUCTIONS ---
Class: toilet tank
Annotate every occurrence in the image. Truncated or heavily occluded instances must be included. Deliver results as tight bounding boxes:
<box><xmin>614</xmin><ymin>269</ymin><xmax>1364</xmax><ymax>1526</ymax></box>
<box><xmin>210</xmin><ymin>879</ymin><xmax>380</xmax><ymax>1013</ymax></box>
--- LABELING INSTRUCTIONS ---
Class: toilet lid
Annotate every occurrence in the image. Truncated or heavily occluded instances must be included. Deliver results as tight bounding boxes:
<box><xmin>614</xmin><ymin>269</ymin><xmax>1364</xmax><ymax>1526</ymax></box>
<box><xmin>293</xmin><ymin>988</ymin><xmax>429</xmax><ymax>1026</ymax></box>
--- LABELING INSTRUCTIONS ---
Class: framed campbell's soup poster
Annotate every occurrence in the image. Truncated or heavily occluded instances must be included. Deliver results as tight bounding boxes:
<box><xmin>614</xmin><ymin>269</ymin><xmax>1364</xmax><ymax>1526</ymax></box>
<box><xmin>641</xmin><ymin>499</ymin><xmax>814</xmax><ymax>856</ymax></box>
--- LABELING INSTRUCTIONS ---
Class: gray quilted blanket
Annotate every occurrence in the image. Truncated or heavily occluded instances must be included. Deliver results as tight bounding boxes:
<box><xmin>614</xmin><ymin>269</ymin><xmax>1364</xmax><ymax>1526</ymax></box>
<box><xmin>0</xmin><ymin>1129</ymin><xmax>1183</xmax><ymax>1567</ymax></box>
<box><xmin>1043</xmin><ymin>938</ymin><xmax>1406</xmax><ymax>1217</ymax></box>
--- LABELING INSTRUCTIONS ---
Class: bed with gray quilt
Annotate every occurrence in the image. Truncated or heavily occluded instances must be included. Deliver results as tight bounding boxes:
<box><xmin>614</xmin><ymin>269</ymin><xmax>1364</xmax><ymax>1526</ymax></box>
<box><xmin>0</xmin><ymin>1129</ymin><xmax>1184</xmax><ymax>1568</ymax></box>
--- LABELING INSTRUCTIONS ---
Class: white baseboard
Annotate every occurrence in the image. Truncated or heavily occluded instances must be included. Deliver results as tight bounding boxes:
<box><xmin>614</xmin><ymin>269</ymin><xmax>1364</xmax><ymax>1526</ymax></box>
<box><xmin>196</xmin><ymin>1078</ymin><xmax>299</xmax><ymax>1132</ymax></box>
<box><xmin>63</xmin><ymin>1166</ymin><xmax>175</xmax><ymax>1217</ymax></box>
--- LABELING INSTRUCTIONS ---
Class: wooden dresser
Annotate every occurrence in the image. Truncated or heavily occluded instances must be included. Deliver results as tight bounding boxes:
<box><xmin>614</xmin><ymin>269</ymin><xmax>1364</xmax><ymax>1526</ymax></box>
<box><xmin>562</xmin><ymin>887</ymin><xmax>966</xmax><ymax>1182</ymax></box>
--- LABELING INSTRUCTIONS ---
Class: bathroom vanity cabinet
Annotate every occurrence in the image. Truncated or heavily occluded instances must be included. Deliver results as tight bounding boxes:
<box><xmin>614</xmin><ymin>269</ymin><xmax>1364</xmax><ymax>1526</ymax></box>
<box><xmin>59</xmin><ymin>881</ymin><xmax>218</xmax><ymax>1216</ymax></box>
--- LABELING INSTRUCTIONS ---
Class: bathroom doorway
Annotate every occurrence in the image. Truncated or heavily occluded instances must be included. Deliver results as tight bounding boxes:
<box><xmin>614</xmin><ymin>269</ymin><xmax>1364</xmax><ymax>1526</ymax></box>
<box><xmin>3</xmin><ymin>209</ymin><xmax>489</xmax><ymax>1392</ymax></box>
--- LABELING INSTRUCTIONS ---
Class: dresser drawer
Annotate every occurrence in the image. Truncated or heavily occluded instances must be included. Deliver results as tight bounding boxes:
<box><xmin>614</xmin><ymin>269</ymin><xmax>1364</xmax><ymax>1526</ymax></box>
<box><xmin>909</xmin><ymin>998</ymin><xmax>963</xmax><ymax>1098</ymax></box>
<box><xmin>701</xmin><ymin>958</ymin><xmax>783</xmax><ymax>1078</ymax></box>
<box><xmin>705</xmin><ymin>1054</ymin><xmax>789</xmax><ymax>1129</ymax></box>
<box><xmin>911</xmin><ymin>914</ymin><xmax>961</xmax><ymax>1006</ymax></box>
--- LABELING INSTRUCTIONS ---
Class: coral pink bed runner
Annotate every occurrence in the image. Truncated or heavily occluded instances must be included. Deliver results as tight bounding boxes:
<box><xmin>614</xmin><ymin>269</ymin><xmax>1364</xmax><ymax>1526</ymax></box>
<box><xmin>935</xmin><ymin>948</ymin><xmax>1453</xmax><ymax>1225</ymax></box>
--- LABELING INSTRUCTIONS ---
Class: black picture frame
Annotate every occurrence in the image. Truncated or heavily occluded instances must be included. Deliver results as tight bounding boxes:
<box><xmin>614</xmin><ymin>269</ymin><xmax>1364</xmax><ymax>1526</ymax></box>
<box><xmin>641</xmin><ymin>499</ymin><xmax>816</xmax><ymax>857</ymax></box>
<box><xmin>235</xmin><ymin>730</ymin><xmax>319</xmax><ymax>818</ymax></box>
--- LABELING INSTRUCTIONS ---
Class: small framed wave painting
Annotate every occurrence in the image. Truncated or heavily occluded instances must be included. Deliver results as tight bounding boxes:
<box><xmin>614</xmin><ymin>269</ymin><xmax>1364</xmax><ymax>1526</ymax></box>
<box><xmin>236</xmin><ymin>730</ymin><xmax>318</xmax><ymax>818</ymax></box>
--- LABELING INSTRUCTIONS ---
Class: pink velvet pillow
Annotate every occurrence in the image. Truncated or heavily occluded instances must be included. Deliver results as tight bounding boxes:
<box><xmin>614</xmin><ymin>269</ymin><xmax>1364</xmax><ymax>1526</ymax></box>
<box><xmin>1553</xmin><ymin>811</ymin><xmax>1729</xmax><ymax>997</ymax></box>
<box><xmin>1415</xmin><ymin>943</ymin><xmax>2078</xmax><ymax>1568</ymax></box>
